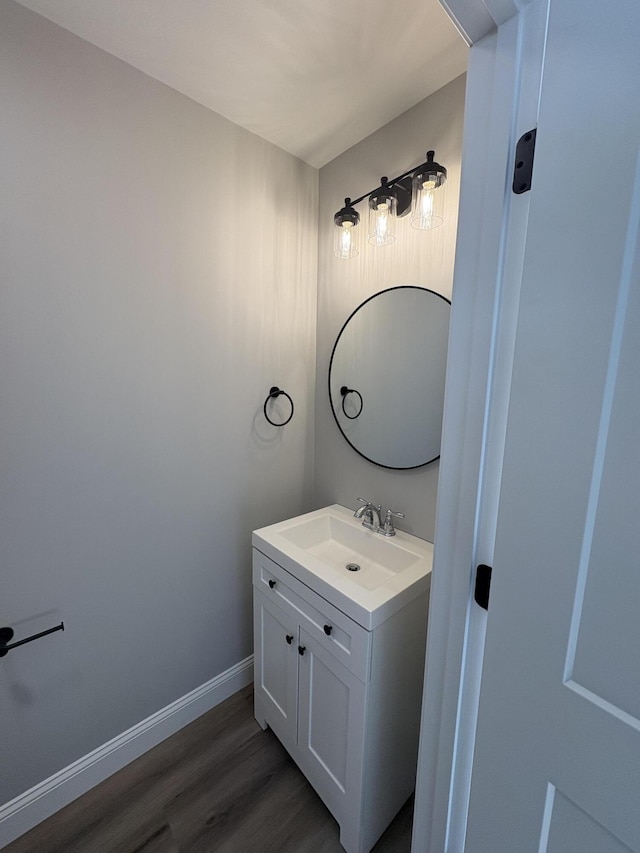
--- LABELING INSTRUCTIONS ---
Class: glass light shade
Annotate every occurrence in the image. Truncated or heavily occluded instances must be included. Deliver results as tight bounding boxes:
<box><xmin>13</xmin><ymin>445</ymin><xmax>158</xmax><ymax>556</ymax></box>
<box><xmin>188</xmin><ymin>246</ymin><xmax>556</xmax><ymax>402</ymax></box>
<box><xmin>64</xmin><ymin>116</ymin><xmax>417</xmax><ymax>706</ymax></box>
<box><xmin>334</xmin><ymin>198</ymin><xmax>360</xmax><ymax>259</ymax></box>
<box><xmin>367</xmin><ymin>189</ymin><xmax>397</xmax><ymax>247</ymax></box>
<box><xmin>334</xmin><ymin>219</ymin><xmax>359</xmax><ymax>259</ymax></box>
<box><xmin>410</xmin><ymin>169</ymin><xmax>446</xmax><ymax>231</ymax></box>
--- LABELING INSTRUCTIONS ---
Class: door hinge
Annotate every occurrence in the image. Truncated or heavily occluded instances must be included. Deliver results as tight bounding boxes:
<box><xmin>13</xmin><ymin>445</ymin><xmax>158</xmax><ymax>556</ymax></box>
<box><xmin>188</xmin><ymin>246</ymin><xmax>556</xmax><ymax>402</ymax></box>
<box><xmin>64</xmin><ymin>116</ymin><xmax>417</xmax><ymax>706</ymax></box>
<box><xmin>512</xmin><ymin>128</ymin><xmax>537</xmax><ymax>194</ymax></box>
<box><xmin>474</xmin><ymin>564</ymin><xmax>492</xmax><ymax>610</ymax></box>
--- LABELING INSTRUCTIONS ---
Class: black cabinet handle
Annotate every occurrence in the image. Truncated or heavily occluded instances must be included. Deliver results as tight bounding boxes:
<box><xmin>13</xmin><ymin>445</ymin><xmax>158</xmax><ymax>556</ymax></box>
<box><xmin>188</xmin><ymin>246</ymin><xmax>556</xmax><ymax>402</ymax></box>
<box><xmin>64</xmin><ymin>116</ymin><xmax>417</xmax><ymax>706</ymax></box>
<box><xmin>268</xmin><ymin>579</ymin><xmax>276</xmax><ymax>589</ymax></box>
<box><xmin>323</xmin><ymin>624</ymin><xmax>332</xmax><ymax>636</ymax></box>
<box><xmin>286</xmin><ymin>634</ymin><xmax>294</xmax><ymax>644</ymax></box>
<box><xmin>298</xmin><ymin>645</ymin><xmax>306</xmax><ymax>656</ymax></box>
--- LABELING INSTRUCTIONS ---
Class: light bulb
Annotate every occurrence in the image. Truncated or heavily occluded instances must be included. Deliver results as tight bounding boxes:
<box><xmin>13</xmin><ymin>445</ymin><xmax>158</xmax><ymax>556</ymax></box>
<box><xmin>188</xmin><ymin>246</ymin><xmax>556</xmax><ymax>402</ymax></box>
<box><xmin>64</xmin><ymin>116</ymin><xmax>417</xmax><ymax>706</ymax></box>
<box><xmin>334</xmin><ymin>198</ymin><xmax>359</xmax><ymax>258</ymax></box>
<box><xmin>340</xmin><ymin>222</ymin><xmax>353</xmax><ymax>256</ymax></box>
<box><xmin>375</xmin><ymin>202</ymin><xmax>389</xmax><ymax>243</ymax></box>
<box><xmin>419</xmin><ymin>186</ymin><xmax>434</xmax><ymax>228</ymax></box>
<box><xmin>410</xmin><ymin>151</ymin><xmax>447</xmax><ymax>231</ymax></box>
<box><xmin>368</xmin><ymin>190</ymin><xmax>397</xmax><ymax>246</ymax></box>
<box><xmin>411</xmin><ymin>175</ymin><xmax>445</xmax><ymax>231</ymax></box>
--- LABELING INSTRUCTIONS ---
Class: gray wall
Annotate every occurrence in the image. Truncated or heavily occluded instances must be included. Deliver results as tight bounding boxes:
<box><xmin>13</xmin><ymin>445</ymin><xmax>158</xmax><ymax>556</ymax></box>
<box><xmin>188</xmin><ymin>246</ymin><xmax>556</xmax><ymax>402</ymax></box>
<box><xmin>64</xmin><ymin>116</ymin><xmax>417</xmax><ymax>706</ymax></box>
<box><xmin>0</xmin><ymin>1</ymin><xmax>317</xmax><ymax>803</ymax></box>
<box><xmin>314</xmin><ymin>75</ymin><xmax>466</xmax><ymax>541</ymax></box>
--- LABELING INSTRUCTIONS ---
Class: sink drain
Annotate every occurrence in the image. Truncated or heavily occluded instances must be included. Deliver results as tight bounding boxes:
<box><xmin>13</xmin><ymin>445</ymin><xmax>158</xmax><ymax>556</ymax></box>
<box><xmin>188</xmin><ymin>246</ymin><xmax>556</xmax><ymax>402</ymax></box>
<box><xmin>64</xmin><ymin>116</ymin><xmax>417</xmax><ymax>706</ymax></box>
<box><xmin>346</xmin><ymin>562</ymin><xmax>361</xmax><ymax>572</ymax></box>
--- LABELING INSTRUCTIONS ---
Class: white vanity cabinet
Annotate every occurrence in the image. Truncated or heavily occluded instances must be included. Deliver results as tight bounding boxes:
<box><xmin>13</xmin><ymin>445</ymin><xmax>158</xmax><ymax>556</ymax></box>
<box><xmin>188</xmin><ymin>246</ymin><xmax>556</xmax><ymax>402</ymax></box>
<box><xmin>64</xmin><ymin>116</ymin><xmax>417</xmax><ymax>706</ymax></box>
<box><xmin>252</xmin><ymin>547</ymin><xmax>429</xmax><ymax>853</ymax></box>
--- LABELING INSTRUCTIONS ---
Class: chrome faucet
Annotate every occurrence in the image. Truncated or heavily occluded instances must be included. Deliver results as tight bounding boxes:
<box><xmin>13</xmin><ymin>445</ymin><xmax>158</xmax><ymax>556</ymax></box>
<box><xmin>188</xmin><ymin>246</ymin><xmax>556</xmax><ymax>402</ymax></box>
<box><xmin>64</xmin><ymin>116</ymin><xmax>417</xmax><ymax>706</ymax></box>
<box><xmin>354</xmin><ymin>498</ymin><xmax>405</xmax><ymax>536</ymax></box>
<box><xmin>354</xmin><ymin>498</ymin><xmax>382</xmax><ymax>531</ymax></box>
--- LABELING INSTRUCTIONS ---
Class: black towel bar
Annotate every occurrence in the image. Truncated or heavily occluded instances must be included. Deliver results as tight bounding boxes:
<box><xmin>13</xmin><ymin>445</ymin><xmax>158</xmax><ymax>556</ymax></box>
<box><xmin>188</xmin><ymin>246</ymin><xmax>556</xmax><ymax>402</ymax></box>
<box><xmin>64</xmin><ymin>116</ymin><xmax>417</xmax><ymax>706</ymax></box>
<box><xmin>0</xmin><ymin>622</ymin><xmax>65</xmax><ymax>657</ymax></box>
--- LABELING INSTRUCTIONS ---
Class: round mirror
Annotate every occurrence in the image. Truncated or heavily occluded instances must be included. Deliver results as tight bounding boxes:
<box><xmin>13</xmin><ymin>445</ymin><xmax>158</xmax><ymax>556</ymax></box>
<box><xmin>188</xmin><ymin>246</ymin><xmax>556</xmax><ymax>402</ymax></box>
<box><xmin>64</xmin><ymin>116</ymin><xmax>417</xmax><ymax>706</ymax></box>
<box><xmin>328</xmin><ymin>286</ymin><xmax>450</xmax><ymax>469</ymax></box>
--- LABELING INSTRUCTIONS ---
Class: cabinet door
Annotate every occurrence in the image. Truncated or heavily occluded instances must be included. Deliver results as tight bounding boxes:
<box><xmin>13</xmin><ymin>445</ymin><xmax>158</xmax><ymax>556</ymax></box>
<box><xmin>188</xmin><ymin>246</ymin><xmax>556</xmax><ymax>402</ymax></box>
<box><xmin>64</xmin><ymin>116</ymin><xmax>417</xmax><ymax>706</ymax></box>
<box><xmin>253</xmin><ymin>589</ymin><xmax>298</xmax><ymax>750</ymax></box>
<box><xmin>296</xmin><ymin>626</ymin><xmax>367</xmax><ymax>831</ymax></box>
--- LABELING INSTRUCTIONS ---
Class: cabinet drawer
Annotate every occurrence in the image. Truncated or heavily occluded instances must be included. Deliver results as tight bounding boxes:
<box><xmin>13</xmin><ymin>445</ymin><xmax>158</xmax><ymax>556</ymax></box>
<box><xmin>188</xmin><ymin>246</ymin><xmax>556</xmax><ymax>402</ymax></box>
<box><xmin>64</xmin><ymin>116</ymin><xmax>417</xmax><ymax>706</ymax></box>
<box><xmin>253</xmin><ymin>549</ymin><xmax>371</xmax><ymax>682</ymax></box>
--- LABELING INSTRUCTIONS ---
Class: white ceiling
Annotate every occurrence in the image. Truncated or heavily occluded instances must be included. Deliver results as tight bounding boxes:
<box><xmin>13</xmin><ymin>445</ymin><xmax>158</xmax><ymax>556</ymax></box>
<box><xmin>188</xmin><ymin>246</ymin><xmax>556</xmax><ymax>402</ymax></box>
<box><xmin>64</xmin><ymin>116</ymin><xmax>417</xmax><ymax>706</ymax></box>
<box><xmin>15</xmin><ymin>0</ymin><xmax>468</xmax><ymax>168</ymax></box>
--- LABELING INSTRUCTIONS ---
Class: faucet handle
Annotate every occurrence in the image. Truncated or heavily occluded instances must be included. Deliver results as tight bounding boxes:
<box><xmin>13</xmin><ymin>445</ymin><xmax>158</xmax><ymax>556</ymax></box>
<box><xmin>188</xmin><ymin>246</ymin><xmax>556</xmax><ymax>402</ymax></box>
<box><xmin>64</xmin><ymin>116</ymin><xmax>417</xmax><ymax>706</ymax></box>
<box><xmin>356</xmin><ymin>497</ymin><xmax>371</xmax><ymax>506</ymax></box>
<box><xmin>382</xmin><ymin>508</ymin><xmax>405</xmax><ymax>536</ymax></box>
<box><xmin>386</xmin><ymin>509</ymin><xmax>405</xmax><ymax>519</ymax></box>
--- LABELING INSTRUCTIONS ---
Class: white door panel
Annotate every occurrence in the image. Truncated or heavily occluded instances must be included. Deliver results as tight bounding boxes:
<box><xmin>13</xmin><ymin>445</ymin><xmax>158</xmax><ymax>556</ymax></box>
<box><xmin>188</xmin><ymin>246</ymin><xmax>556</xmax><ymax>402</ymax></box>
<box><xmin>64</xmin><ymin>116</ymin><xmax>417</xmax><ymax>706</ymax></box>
<box><xmin>569</xmin><ymin>277</ymin><xmax>640</xmax><ymax>721</ymax></box>
<box><xmin>464</xmin><ymin>0</ymin><xmax>640</xmax><ymax>850</ymax></box>
<box><xmin>544</xmin><ymin>789</ymin><xmax>634</xmax><ymax>853</ymax></box>
<box><xmin>297</xmin><ymin>628</ymin><xmax>366</xmax><ymax>828</ymax></box>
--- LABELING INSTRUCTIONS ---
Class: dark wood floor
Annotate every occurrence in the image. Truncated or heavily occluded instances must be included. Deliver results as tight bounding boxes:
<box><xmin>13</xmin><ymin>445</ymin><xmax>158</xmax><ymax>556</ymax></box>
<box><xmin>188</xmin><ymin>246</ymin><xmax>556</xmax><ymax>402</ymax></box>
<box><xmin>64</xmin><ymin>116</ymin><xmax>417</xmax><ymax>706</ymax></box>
<box><xmin>4</xmin><ymin>686</ymin><xmax>414</xmax><ymax>853</ymax></box>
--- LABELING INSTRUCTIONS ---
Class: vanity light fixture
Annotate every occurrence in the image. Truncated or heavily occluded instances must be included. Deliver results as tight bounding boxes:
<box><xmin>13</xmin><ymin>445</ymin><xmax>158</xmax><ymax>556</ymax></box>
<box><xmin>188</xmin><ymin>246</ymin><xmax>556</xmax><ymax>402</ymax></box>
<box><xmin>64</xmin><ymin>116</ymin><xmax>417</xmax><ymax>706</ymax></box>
<box><xmin>333</xmin><ymin>150</ymin><xmax>447</xmax><ymax>259</ymax></box>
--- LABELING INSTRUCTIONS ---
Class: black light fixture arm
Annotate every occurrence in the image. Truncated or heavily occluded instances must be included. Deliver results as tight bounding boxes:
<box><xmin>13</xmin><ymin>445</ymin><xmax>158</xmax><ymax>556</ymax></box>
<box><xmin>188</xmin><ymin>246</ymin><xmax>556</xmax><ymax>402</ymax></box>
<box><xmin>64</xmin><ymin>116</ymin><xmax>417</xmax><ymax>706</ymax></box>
<box><xmin>346</xmin><ymin>166</ymin><xmax>417</xmax><ymax>209</ymax></box>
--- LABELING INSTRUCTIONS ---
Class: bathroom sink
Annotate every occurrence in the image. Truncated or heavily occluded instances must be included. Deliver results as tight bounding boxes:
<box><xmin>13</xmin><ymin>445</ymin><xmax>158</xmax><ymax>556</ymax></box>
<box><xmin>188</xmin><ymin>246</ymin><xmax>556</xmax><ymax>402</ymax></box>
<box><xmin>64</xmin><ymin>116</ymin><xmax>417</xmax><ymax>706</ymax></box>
<box><xmin>278</xmin><ymin>512</ymin><xmax>421</xmax><ymax>580</ymax></box>
<box><xmin>253</xmin><ymin>504</ymin><xmax>433</xmax><ymax>629</ymax></box>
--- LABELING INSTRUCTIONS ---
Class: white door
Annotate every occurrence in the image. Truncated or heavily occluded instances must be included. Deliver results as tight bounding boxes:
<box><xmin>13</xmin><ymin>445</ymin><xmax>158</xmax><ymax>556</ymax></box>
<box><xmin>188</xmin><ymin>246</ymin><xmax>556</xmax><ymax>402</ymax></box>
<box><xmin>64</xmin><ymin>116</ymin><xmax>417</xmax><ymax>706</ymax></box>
<box><xmin>464</xmin><ymin>0</ymin><xmax>640</xmax><ymax>850</ymax></box>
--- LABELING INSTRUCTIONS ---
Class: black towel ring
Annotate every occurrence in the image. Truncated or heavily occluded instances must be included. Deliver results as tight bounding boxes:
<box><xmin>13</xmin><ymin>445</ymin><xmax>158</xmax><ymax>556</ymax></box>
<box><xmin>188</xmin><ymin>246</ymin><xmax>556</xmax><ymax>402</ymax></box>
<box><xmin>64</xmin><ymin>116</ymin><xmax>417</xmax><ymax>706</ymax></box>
<box><xmin>340</xmin><ymin>386</ymin><xmax>363</xmax><ymax>420</ymax></box>
<box><xmin>264</xmin><ymin>386</ymin><xmax>294</xmax><ymax>427</ymax></box>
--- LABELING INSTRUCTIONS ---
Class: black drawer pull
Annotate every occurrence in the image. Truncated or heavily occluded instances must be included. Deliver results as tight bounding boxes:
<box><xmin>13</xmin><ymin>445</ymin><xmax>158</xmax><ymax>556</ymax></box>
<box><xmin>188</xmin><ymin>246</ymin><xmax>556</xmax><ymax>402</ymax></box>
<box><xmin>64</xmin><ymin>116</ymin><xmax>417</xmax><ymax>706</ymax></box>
<box><xmin>323</xmin><ymin>624</ymin><xmax>332</xmax><ymax>636</ymax></box>
<box><xmin>298</xmin><ymin>645</ymin><xmax>306</xmax><ymax>656</ymax></box>
<box><xmin>268</xmin><ymin>579</ymin><xmax>276</xmax><ymax>589</ymax></box>
<box><xmin>286</xmin><ymin>634</ymin><xmax>294</xmax><ymax>645</ymax></box>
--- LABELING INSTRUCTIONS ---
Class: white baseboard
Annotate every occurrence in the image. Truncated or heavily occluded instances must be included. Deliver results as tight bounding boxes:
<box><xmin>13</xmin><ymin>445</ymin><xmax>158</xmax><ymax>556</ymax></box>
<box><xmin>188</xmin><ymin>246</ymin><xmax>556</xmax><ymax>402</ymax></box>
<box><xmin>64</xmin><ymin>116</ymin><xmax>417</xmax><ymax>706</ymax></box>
<box><xmin>0</xmin><ymin>655</ymin><xmax>254</xmax><ymax>848</ymax></box>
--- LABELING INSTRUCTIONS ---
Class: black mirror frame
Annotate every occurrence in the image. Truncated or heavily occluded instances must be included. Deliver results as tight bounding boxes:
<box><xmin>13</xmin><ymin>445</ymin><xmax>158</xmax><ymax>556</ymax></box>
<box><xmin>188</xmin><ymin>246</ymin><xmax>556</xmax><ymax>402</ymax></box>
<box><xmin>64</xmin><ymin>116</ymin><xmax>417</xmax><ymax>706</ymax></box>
<box><xmin>328</xmin><ymin>285</ymin><xmax>451</xmax><ymax>470</ymax></box>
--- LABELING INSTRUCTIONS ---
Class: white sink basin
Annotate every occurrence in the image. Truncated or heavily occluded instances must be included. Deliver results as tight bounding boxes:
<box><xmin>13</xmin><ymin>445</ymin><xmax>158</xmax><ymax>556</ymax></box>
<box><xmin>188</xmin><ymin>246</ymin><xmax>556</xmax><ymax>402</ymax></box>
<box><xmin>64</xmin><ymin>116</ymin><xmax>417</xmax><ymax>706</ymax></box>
<box><xmin>253</xmin><ymin>504</ymin><xmax>433</xmax><ymax>629</ymax></box>
<box><xmin>278</xmin><ymin>512</ymin><xmax>421</xmax><ymax>587</ymax></box>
